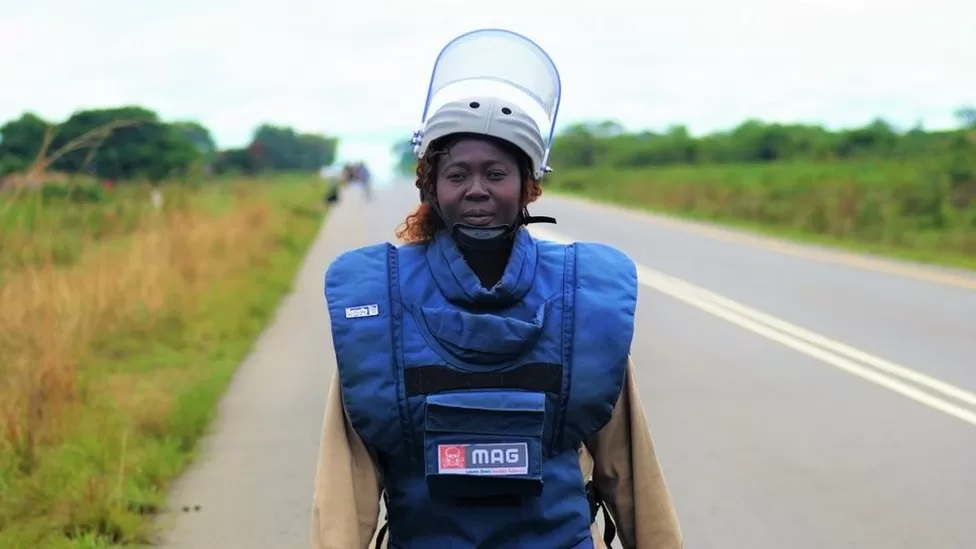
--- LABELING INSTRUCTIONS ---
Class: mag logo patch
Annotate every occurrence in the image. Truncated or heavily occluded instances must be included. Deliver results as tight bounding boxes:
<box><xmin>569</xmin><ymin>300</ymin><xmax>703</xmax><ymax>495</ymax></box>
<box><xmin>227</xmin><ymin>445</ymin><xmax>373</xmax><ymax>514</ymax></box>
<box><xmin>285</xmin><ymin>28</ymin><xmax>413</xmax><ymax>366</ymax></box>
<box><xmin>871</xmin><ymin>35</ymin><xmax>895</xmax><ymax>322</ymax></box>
<box><xmin>437</xmin><ymin>442</ymin><xmax>528</xmax><ymax>476</ymax></box>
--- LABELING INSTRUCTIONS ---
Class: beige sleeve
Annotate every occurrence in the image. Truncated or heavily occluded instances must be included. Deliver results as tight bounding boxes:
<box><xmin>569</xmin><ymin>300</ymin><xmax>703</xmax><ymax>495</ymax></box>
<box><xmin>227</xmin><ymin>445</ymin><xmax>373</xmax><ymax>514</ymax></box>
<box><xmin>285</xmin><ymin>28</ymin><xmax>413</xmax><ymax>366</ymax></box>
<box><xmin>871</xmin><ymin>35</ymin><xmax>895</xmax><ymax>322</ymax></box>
<box><xmin>583</xmin><ymin>356</ymin><xmax>684</xmax><ymax>549</ymax></box>
<box><xmin>310</xmin><ymin>374</ymin><xmax>383</xmax><ymax>549</ymax></box>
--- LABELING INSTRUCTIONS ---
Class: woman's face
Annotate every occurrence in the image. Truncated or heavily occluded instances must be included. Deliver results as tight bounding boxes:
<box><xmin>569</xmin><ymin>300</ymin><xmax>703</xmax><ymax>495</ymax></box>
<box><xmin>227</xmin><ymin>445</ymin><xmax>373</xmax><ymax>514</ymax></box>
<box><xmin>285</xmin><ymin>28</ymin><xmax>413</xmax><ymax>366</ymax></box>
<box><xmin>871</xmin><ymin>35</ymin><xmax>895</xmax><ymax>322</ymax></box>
<box><xmin>434</xmin><ymin>137</ymin><xmax>523</xmax><ymax>229</ymax></box>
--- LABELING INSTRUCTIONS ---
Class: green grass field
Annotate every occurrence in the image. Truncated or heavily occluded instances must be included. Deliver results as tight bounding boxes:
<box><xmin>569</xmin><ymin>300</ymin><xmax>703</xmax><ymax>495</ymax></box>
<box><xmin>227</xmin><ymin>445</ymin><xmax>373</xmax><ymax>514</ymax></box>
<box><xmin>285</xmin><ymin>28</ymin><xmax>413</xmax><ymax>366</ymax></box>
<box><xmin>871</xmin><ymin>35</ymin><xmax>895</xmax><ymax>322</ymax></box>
<box><xmin>545</xmin><ymin>156</ymin><xmax>976</xmax><ymax>270</ymax></box>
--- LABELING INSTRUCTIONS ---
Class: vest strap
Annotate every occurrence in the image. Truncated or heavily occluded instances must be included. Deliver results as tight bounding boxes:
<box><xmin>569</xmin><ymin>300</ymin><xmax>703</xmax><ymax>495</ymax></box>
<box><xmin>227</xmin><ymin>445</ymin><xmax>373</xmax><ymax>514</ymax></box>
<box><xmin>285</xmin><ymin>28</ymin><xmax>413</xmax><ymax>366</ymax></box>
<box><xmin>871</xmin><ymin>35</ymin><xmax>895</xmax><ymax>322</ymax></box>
<box><xmin>403</xmin><ymin>362</ymin><xmax>563</xmax><ymax>397</ymax></box>
<box><xmin>586</xmin><ymin>480</ymin><xmax>618</xmax><ymax>547</ymax></box>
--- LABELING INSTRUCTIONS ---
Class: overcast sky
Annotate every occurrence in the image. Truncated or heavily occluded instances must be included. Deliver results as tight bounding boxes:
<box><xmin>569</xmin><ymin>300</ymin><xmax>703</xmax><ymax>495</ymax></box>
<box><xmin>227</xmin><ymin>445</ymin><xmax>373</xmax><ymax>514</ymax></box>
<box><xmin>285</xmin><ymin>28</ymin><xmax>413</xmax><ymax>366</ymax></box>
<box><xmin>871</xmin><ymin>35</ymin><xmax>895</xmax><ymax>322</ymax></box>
<box><xmin>1</xmin><ymin>0</ymin><xmax>972</xmax><ymax>180</ymax></box>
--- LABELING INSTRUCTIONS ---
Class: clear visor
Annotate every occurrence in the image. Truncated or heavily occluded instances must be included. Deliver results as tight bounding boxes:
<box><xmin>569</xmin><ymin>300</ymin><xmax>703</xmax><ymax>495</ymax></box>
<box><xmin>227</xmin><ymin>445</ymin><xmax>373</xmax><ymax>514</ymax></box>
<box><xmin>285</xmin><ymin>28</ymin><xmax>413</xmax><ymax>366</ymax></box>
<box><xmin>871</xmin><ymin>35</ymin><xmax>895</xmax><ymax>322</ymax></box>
<box><xmin>420</xmin><ymin>28</ymin><xmax>562</xmax><ymax>150</ymax></box>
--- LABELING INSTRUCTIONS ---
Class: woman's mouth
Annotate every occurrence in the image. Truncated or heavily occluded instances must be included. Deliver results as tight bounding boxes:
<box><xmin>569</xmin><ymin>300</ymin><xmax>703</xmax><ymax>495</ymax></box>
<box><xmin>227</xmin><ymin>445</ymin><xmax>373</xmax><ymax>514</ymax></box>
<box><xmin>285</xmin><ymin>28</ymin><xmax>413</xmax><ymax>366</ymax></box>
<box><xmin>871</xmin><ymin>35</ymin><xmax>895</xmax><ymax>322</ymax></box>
<box><xmin>461</xmin><ymin>212</ymin><xmax>495</xmax><ymax>226</ymax></box>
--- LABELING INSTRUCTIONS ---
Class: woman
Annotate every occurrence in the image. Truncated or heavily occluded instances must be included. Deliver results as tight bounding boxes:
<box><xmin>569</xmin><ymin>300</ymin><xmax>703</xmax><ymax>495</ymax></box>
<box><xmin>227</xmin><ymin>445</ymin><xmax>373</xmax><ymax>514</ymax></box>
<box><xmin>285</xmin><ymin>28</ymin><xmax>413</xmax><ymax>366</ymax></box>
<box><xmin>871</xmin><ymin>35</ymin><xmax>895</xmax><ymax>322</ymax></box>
<box><xmin>312</xmin><ymin>29</ymin><xmax>682</xmax><ymax>548</ymax></box>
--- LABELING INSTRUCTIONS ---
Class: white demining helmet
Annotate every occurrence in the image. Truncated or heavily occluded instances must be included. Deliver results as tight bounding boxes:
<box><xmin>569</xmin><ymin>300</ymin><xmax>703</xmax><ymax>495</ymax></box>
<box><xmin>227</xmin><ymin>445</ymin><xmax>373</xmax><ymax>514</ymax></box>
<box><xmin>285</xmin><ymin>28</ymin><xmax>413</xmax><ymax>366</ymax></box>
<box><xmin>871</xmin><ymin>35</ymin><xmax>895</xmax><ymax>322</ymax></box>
<box><xmin>410</xmin><ymin>28</ymin><xmax>562</xmax><ymax>183</ymax></box>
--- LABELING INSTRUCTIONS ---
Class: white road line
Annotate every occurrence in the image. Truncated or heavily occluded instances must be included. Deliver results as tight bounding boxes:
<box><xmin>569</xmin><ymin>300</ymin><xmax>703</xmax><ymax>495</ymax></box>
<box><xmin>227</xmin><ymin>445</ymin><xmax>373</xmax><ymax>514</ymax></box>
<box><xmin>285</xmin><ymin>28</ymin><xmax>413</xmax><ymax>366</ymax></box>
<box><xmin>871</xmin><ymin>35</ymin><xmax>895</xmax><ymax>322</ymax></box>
<box><xmin>529</xmin><ymin>226</ymin><xmax>976</xmax><ymax>428</ymax></box>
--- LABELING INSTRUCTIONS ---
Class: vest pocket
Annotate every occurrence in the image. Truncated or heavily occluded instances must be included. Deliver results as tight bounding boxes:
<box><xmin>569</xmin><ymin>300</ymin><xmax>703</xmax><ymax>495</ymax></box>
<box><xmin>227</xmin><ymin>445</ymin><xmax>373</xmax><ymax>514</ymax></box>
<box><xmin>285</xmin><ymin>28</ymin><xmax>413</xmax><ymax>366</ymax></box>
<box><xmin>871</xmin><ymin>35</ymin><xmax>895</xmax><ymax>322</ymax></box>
<box><xmin>423</xmin><ymin>390</ymin><xmax>545</xmax><ymax>501</ymax></box>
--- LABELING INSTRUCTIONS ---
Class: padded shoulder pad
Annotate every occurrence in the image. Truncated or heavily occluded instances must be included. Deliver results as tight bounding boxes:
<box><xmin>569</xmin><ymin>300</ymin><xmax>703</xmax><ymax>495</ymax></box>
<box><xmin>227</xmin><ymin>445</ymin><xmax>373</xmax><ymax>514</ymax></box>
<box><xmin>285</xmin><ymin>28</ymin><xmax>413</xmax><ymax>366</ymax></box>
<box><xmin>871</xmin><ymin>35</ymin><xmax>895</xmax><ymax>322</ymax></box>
<box><xmin>556</xmin><ymin>240</ymin><xmax>638</xmax><ymax>448</ymax></box>
<box><xmin>573</xmin><ymin>241</ymin><xmax>638</xmax><ymax>297</ymax></box>
<box><xmin>322</xmin><ymin>242</ymin><xmax>408</xmax><ymax>455</ymax></box>
<box><xmin>324</xmin><ymin>243</ymin><xmax>392</xmax><ymax>307</ymax></box>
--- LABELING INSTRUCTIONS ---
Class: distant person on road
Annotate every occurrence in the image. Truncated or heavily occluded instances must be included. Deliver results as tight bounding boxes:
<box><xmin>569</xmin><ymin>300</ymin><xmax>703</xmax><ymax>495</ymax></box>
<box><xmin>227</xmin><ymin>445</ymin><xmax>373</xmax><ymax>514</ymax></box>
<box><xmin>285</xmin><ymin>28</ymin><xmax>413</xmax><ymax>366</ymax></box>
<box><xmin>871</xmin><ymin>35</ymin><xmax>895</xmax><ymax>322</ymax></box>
<box><xmin>312</xmin><ymin>28</ymin><xmax>682</xmax><ymax>549</ymax></box>
<box><xmin>341</xmin><ymin>163</ymin><xmax>356</xmax><ymax>187</ymax></box>
<box><xmin>356</xmin><ymin>162</ymin><xmax>372</xmax><ymax>201</ymax></box>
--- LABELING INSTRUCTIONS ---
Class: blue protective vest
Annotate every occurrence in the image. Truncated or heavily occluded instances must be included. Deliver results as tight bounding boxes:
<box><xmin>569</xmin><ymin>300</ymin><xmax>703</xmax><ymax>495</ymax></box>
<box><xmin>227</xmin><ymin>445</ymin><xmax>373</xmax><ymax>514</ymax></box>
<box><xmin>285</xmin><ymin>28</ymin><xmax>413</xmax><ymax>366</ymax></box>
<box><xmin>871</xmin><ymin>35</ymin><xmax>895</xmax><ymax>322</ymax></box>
<box><xmin>324</xmin><ymin>227</ymin><xmax>638</xmax><ymax>548</ymax></box>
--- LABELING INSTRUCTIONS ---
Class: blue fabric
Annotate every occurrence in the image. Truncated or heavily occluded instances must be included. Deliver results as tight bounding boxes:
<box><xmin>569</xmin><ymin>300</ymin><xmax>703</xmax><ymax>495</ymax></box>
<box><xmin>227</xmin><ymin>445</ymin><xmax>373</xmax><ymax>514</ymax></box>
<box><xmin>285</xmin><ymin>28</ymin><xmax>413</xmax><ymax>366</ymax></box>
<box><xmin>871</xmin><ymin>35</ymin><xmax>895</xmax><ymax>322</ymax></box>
<box><xmin>324</xmin><ymin>227</ymin><xmax>638</xmax><ymax>548</ymax></box>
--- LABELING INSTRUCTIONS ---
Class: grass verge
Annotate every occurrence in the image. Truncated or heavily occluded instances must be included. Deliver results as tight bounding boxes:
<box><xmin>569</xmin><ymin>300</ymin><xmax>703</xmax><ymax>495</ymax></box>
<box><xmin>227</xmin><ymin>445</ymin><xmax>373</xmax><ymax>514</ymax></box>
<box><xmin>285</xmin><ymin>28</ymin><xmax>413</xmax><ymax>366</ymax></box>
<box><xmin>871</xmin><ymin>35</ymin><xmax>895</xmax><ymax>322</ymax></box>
<box><xmin>0</xmin><ymin>175</ymin><xmax>333</xmax><ymax>548</ymax></box>
<box><xmin>545</xmin><ymin>159</ymin><xmax>976</xmax><ymax>271</ymax></box>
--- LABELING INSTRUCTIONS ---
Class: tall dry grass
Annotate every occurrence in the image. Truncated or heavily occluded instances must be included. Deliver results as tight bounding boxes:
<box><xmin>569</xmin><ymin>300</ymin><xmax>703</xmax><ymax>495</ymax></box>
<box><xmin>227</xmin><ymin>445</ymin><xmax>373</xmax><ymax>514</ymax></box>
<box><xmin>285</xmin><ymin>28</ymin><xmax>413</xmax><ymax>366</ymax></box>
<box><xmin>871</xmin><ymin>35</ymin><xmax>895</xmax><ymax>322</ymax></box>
<box><xmin>0</xmin><ymin>179</ymin><xmax>326</xmax><ymax>544</ymax></box>
<box><xmin>1</xmin><ymin>188</ymin><xmax>270</xmax><ymax>469</ymax></box>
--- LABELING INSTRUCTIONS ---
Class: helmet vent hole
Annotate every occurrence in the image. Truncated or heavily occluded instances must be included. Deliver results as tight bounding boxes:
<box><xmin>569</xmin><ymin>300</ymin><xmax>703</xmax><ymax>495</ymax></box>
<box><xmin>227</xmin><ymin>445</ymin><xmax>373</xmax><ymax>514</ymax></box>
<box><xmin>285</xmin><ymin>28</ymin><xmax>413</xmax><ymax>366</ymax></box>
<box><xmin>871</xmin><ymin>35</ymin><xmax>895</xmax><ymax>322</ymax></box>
<box><xmin>469</xmin><ymin>101</ymin><xmax>480</xmax><ymax>109</ymax></box>
<box><xmin>501</xmin><ymin>107</ymin><xmax>512</xmax><ymax>115</ymax></box>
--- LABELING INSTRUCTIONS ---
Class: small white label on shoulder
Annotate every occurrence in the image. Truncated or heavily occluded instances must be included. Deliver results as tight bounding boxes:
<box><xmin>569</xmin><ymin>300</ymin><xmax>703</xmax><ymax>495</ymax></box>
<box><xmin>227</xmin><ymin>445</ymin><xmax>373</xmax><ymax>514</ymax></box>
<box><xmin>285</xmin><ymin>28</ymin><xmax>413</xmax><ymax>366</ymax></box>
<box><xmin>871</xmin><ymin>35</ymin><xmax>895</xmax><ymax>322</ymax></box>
<box><xmin>345</xmin><ymin>304</ymin><xmax>379</xmax><ymax>319</ymax></box>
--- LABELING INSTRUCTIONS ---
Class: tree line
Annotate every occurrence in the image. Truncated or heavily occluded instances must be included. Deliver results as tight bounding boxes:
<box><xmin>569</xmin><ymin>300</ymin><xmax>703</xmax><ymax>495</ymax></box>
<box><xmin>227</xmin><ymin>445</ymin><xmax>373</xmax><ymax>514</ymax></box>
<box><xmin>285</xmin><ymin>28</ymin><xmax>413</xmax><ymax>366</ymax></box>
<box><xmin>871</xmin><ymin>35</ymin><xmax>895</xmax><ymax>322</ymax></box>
<box><xmin>0</xmin><ymin>105</ymin><xmax>339</xmax><ymax>184</ymax></box>
<box><xmin>392</xmin><ymin>106</ymin><xmax>976</xmax><ymax>173</ymax></box>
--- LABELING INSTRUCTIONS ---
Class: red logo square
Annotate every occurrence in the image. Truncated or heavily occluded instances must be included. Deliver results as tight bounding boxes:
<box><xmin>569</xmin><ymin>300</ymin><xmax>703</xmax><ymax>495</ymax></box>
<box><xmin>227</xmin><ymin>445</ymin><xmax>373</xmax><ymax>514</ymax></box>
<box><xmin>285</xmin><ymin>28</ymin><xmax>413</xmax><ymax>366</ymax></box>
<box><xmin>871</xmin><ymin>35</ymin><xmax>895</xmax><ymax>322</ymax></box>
<box><xmin>438</xmin><ymin>445</ymin><xmax>465</xmax><ymax>469</ymax></box>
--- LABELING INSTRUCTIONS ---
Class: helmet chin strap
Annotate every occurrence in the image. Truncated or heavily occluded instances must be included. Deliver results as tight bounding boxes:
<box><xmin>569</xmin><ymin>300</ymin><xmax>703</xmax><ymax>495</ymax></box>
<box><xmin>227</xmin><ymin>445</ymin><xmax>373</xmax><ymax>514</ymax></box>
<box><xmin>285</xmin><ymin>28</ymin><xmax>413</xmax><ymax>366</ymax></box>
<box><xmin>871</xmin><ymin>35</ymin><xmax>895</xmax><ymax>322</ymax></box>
<box><xmin>422</xmin><ymin>192</ymin><xmax>557</xmax><ymax>252</ymax></box>
<box><xmin>451</xmin><ymin>222</ymin><xmax>516</xmax><ymax>252</ymax></box>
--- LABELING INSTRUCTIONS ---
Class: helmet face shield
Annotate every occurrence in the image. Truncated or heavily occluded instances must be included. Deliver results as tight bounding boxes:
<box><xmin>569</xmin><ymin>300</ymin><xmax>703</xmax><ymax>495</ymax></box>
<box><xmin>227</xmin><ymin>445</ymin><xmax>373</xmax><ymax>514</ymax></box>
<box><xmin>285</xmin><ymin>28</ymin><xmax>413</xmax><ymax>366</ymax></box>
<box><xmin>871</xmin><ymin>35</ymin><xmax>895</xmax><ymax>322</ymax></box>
<box><xmin>411</xmin><ymin>28</ymin><xmax>562</xmax><ymax>180</ymax></box>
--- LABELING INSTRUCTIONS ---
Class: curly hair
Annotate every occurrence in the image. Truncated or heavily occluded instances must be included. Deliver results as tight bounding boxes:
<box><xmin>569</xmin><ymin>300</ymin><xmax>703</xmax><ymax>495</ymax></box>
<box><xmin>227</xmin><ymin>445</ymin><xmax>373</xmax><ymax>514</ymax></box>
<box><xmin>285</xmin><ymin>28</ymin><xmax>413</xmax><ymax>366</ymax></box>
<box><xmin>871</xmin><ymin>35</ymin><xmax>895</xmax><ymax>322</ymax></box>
<box><xmin>395</xmin><ymin>134</ymin><xmax>544</xmax><ymax>243</ymax></box>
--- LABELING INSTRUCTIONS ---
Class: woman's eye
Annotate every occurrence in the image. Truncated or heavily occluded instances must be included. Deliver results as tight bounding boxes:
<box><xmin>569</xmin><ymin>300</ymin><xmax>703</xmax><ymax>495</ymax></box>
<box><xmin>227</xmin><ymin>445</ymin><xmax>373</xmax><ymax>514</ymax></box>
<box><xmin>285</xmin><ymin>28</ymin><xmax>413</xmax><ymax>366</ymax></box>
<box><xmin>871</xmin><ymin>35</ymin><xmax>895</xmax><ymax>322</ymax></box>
<box><xmin>487</xmin><ymin>171</ymin><xmax>506</xmax><ymax>180</ymax></box>
<box><xmin>446</xmin><ymin>173</ymin><xmax>466</xmax><ymax>182</ymax></box>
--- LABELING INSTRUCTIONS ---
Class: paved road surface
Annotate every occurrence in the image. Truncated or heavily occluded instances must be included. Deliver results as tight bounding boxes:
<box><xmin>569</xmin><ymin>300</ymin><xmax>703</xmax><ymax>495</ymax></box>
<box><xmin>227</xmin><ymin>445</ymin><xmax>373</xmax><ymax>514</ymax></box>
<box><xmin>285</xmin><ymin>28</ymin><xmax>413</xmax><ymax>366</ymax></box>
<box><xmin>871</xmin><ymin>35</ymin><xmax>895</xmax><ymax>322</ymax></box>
<box><xmin>157</xmin><ymin>181</ymin><xmax>976</xmax><ymax>549</ymax></box>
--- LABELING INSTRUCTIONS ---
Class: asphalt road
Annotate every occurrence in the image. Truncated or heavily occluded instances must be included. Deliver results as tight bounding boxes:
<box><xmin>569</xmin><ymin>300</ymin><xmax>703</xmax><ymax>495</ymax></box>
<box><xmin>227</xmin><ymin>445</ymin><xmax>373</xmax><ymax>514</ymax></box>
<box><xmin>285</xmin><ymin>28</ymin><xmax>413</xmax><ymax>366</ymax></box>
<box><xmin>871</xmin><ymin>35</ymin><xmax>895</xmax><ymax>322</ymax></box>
<box><xmin>157</xmin><ymin>180</ymin><xmax>976</xmax><ymax>549</ymax></box>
